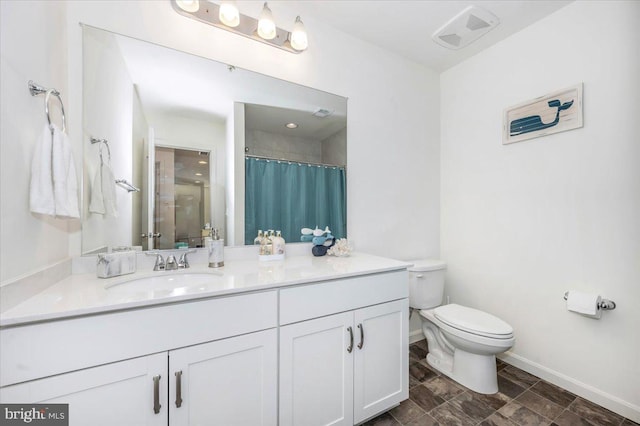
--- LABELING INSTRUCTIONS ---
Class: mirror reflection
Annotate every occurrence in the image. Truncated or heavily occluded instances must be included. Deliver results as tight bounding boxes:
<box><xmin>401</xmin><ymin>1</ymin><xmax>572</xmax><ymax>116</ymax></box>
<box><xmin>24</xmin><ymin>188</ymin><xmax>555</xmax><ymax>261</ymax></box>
<box><xmin>154</xmin><ymin>147</ymin><xmax>211</xmax><ymax>250</ymax></box>
<box><xmin>81</xmin><ymin>26</ymin><xmax>347</xmax><ymax>254</ymax></box>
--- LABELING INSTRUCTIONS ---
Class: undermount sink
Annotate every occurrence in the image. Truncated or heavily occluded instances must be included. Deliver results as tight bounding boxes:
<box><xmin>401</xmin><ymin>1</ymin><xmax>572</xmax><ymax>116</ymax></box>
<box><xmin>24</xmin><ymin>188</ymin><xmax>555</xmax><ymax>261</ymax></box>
<box><xmin>105</xmin><ymin>272</ymin><xmax>224</xmax><ymax>293</ymax></box>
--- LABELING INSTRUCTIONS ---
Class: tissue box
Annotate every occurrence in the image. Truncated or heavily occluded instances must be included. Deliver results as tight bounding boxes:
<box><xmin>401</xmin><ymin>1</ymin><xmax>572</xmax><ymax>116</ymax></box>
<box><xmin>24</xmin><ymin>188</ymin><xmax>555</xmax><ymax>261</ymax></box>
<box><xmin>97</xmin><ymin>250</ymin><xmax>137</xmax><ymax>278</ymax></box>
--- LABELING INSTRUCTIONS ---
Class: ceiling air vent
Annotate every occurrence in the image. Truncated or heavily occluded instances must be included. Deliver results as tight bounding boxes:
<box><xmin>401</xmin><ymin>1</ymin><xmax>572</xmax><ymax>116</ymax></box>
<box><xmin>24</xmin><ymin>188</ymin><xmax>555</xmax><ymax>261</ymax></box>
<box><xmin>432</xmin><ymin>5</ymin><xmax>500</xmax><ymax>50</ymax></box>
<box><xmin>312</xmin><ymin>108</ymin><xmax>333</xmax><ymax>118</ymax></box>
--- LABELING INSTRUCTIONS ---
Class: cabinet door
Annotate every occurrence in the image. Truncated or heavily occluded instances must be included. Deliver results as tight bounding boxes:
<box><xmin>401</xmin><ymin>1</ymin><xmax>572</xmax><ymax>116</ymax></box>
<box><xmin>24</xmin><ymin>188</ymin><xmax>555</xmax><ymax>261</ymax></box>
<box><xmin>353</xmin><ymin>299</ymin><xmax>409</xmax><ymax>424</ymax></box>
<box><xmin>280</xmin><ymin>311</ymin><xmax>354</xmax><ymax>426</ymax></box>
<box><xmin>0</xmin><ymin>353</ymin><xmax>167</xmax><ymax>426</ymax></box>
<box><xmin>169</xmin><ymin>328</ymin><xmax>277</xmax><ymax>426</ymax></box>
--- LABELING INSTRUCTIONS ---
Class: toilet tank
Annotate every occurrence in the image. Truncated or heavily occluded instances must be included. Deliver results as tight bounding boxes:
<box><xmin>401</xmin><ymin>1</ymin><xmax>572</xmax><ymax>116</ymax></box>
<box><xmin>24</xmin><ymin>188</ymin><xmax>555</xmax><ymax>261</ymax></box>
<box><xmin>408</xmin><ymin>259</ymin><xmax>446</xmax><ymax>309</ymax></box>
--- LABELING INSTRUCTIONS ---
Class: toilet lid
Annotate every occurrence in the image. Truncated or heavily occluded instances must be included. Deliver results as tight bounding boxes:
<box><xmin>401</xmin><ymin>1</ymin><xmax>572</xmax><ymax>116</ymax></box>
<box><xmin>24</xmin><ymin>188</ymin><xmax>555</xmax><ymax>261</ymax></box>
<box><xmin>434</xmin><ymin>304</ymin><xmax>513</xmax><ymax>338</ymax></box>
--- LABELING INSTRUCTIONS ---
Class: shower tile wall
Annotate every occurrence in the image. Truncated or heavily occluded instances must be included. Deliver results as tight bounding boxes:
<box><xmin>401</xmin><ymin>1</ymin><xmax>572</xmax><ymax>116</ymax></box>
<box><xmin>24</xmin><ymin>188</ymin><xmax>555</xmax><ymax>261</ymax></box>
<box><xmin>322</xmin><ymin>127</ymin><xmax>347</xmax><ymax>166</ymax></box>
<box><xmin>245</xmin><ymin>129</ymin><xmax>322</xmax><ymax>163</ymax></box>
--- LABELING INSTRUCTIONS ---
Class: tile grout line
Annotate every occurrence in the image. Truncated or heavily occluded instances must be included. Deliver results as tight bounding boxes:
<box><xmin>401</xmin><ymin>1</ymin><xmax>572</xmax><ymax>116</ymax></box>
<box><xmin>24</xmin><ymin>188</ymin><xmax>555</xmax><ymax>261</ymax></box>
<box><xmin>399</xmin><ymin>343</ymin><xmax>637</xmax><ymax>426</ymax></box>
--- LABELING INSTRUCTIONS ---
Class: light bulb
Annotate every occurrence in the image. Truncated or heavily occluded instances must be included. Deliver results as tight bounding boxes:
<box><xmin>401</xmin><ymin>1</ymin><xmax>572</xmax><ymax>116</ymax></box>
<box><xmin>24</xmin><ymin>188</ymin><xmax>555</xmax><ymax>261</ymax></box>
<box><xmin>257</xmin><ymin>2</ymin><xmax>276</xmax><ymax>40</ymax></box>
<box><xmin>290</xmin><ymin>16</ymin><xmax>308</xmax><ymax>51</ymax></box>
<box><xmin>219</xmin><ymin>1</ymin><xmax>239</xmax><ymax>27</ymax></box>
<box><xmin>175</xmin><ymin>0</ymin><xmax>199</xmax><ymax>13</ymax></box>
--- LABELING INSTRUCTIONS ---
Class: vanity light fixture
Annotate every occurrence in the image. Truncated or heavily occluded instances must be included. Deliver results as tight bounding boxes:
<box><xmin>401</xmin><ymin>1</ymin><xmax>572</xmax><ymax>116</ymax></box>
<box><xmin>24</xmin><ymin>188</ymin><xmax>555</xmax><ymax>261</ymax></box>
<box><xmin>175</xmin><ymin>0</ymin><xmax>200</xmax><ymax>13</ymax></box>
<box><xmin>257</xmin><ymin>2</ymin><xmax>276</xmax><ymax>40</ymax></box>
<box><xmin>290</xmin><ymin>16</ymin><xmax>308</xmax><ymax>51</ymax></box>
<box><xmin>285</xmin><ymin>122</ymin><xmax>298</xmax><ymax>129</ymax></box>
<box><xmin>218</xmin><ymin>0</ymin><xmax>239</xmax><ymax>27</ymax></box>
<box><xmin>170</xmin><ymin>0</ymin><xmax>308</xmax><ymax>54</ymax></box>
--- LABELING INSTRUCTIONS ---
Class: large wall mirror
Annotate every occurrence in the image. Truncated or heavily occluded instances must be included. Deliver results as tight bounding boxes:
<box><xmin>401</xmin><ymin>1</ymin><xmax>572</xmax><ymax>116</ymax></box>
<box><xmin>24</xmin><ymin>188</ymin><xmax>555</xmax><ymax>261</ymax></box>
<box><xmin>81</xmin><ymin>26</ymin><xmax>347</xmax><ymax>254</ymax></box>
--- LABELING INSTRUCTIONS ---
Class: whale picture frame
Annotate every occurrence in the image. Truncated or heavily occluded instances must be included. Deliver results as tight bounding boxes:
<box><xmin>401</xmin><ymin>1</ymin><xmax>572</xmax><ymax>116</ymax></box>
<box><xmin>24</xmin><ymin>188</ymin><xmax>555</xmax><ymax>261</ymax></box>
<box><xmin>503</xmin><ymin>83</ymin><xmax>583</xmax><ymax>145</ymax></box>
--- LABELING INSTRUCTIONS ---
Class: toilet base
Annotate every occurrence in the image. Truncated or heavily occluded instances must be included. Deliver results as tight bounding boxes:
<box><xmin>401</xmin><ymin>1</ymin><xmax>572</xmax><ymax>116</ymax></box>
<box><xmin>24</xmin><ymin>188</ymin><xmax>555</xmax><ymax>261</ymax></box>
<box><xmin>432</xmin><ymin>350</ymin><xmax>499</xmax><ymax>394</ymax></box>
<box><xmin>421</xmin><ymin>311</ymin><xmax>503</xmax><ymax>394</ymax></box>
<box><xmin>425</xmin><ymin>341</ymin><xmax>499</xmax><ymax>394</ymax></box>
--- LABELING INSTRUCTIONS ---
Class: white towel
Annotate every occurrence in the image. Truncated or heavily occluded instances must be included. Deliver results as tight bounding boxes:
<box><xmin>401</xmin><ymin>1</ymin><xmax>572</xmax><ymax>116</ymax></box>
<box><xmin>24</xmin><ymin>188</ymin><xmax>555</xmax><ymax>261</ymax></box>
<box><xmin>30</xmin><ymin>124</ymin><xmax>80</xmax><ymax>218</ymax></box>
<box><xmin>89</xmin><ymin>161</ymin><xmax>118</xmax><ymax>217</ymax></box>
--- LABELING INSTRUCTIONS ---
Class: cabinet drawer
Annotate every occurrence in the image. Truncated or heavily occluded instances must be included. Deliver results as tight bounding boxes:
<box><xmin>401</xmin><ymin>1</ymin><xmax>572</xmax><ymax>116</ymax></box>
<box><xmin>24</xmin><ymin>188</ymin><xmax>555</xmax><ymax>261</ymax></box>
<box><xmin>0</xmin><ymin>353</ymin><xmax>167</xmax><ymax>425</ymax></box>
<box><xmin>279</xmin><ymin>271</ymin><xmax>407</xmax><ymax>325</ymax></box>
<box><xmin>1</xmin><ymin>290</ymin><xmax>277</xmax><ymax>387</ymax></box>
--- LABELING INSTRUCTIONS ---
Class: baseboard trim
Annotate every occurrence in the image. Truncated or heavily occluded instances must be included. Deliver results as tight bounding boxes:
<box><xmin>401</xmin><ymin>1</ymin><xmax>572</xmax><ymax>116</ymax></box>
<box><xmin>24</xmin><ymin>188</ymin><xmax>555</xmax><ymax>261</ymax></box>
<box><xmin>409</xmin><ymin>329</ymin><xmax>424</xmax><ymax>345</ymax></box>
<box><xmin>499</xmin><ymin>352</ymin><xmax>640</xmax><ymax>423</ymax></box>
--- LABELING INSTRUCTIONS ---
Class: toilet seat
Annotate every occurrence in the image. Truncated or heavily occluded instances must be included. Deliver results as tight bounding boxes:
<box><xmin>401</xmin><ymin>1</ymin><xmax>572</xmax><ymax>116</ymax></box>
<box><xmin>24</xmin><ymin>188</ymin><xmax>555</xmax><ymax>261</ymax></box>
<box><xmin>434</xmin><ymin>304</ymin><xmax>513</xmax><ymax>339</ymax></box>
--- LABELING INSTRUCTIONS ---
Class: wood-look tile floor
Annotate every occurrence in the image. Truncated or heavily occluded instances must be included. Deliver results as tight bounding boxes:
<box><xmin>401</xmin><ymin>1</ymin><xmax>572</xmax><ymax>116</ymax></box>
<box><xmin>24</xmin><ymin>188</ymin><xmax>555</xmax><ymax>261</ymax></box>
<box><xmin>363</xmin><ymin>340</ymin><xmax>638</xmax><ymax>426</ymax></box>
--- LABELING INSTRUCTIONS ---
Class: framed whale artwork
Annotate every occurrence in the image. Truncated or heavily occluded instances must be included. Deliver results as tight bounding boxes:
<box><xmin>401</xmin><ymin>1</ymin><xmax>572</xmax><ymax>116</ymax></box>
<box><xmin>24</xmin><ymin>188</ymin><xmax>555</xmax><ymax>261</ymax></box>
<box><xmin>503</xmin><ymin>83</ymin><xmax>583</xmax><ymax>145</ymax></box>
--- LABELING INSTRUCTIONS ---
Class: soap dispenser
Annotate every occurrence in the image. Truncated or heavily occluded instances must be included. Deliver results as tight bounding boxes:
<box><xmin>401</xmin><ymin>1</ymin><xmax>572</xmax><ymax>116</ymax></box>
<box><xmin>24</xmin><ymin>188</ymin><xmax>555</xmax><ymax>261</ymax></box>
<box><xmin>207</xmin><ymin>228</ymin><xmax>224</xmax><ymax>268</ymax></box>
<box><xmin>254</xmin><ymin>230</ymin><xmax>264</xmax><ymax>245</ymax></box>
<box><xmin>272</xmin><ymin>230</ymin><xmax>286</xmax><ymax>255</ymax></box>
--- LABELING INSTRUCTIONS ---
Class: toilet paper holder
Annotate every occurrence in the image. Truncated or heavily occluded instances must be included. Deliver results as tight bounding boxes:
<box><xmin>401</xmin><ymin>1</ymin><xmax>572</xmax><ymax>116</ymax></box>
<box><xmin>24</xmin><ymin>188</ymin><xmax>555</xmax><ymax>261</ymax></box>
<box><xmin>563</xmin><ymin>292</ymin><xmax>616</xmax><ymax>310</ymax></box>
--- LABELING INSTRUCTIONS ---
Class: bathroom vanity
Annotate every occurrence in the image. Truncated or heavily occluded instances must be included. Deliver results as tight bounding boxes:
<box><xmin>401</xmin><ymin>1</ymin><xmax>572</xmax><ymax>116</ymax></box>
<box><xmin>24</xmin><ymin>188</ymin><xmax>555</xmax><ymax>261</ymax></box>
<box><xmin>0</xmin><ymin>252</ymin><xmax>409</xmax><ymax>426</ymax></box>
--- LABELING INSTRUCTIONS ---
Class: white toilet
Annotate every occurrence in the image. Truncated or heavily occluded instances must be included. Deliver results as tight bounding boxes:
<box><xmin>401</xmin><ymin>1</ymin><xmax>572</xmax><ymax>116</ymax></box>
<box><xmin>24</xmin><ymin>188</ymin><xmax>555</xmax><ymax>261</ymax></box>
<box><xmin>409</xmin><ymin>259</ymin><xmax>515</xmax><ymax>394</ymax></box>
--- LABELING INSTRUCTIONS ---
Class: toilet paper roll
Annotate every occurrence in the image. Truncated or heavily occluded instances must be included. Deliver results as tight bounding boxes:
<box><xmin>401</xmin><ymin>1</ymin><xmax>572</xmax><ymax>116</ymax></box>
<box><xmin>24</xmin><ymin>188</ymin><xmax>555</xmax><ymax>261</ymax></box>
<box><xmin>566</xmin><ymin>291</ymin><xmax>602</xmax><ymax>319</ymax></box>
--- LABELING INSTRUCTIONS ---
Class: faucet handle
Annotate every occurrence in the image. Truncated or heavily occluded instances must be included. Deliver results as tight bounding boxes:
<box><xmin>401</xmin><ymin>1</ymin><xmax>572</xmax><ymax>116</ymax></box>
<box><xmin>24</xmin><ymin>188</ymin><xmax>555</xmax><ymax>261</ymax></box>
<box><xmin>165</xmin><ymin>254</ymin><xmax>178</xmax><ymax>271</ymax></box>
<box><xmin>178</xmin><ymin>249</ymin><xmax>197</xmax><ymax>269</ymax></box>
<box><xmin>145</xmin><ymin>251</ymin><xmax>165</xmax><ymax>271</ymax></box>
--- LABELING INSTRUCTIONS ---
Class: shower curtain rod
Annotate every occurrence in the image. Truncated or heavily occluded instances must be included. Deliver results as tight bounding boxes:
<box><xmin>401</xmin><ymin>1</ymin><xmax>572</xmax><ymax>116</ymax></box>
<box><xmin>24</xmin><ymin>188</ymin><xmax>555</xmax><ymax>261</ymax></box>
<box><xmin>245</xmin><ymin>154</ymin><xmax>345</xmax><ymax>170</ymax></box>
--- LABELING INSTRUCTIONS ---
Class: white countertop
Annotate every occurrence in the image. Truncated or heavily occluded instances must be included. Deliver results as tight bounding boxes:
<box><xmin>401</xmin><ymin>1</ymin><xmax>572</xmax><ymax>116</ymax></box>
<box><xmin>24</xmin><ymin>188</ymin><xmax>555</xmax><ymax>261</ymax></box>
<box><xmin>0</xmin><ymin>252</ymin><xmax>409</xmax><ymax>327</ymax></box>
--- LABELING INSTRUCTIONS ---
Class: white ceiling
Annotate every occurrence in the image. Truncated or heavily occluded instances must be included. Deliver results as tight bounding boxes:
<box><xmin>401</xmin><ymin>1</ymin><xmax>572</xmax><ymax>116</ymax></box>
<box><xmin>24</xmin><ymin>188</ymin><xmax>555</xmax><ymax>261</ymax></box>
<box><xmin>104</xmin><ymin>1</ymin><xmax>573</xmax><ymax>141</ymax></box>
<box><xmin>112</xmin><ymin>30</ymin><xmax>347</xmax><ymax>139</ymax></box>
<box><xmin>280</xmin><ymin>0</ymin><xmax>573</xmax><ymax>72</ymax></box>
<box><xmin>245</xmin><ymin>104</ymin><xmax>347</xmax><ymax>141</ymax></box>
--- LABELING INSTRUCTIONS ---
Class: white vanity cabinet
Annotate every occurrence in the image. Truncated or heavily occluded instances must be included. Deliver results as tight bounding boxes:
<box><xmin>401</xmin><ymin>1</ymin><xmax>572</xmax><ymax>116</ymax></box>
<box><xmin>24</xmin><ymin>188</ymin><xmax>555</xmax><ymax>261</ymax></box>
<box><xmin>0</xmin><ymin>290</ymin><xmax>279</xmax><ymax>426</ymax></box>
<box><xmin>0</xmin><ymin>353</ymin><xmax>168</xmax><ymax>426</ymax></box>
<box><xmin>279</xmin><ymin>271</ymin><xmax>409</xmax><ymax>426</ymax></box>
<box><xmin>169</xmin><ymin>328</ymin><xmax>277</xmax><ymax>426</ymax></box>
<box><xmin>0</xmin><ymin>256</ymin><xmax>409</xmax><ymax>426</ymax></box>
<box><xmin>0</xmin><ymin>330</ymin><xmax>278</xmax><ymax>426</ymax></box>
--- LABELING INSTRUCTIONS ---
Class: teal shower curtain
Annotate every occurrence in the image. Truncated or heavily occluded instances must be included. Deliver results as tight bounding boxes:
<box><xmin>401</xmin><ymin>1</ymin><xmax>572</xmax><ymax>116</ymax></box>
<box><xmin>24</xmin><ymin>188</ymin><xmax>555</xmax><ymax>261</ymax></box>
<box><xmin>245</xmin><ymin>157</ymin><xmax>346</xmax><ymax>244</ymax></box>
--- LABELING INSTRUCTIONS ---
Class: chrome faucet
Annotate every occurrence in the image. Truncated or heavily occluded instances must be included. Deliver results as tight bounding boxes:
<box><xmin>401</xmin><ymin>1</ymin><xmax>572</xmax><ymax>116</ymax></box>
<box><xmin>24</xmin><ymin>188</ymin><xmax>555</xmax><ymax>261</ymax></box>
<box><xmin>145</xmin><ymin>252</ymin><xmax>165</xmax><ymax>271</ymax></box>
<box><xmin>165</xmin><ymin>255</ymin><xmax>178</xmax><ymax>271</ymax></box>
<box><xmin>146</xmin><ymin>249</ymin><xmax>196</xmax><ymax>271</ymax></box>
<box><xmin>178</xmin><ymin>250</ymin><xmax>196</xmax><ymax>269</ymax></box>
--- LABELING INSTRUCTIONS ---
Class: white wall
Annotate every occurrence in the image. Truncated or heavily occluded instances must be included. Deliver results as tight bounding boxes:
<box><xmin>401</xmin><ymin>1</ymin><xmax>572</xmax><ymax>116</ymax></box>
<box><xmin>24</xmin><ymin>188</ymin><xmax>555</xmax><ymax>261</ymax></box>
<box><xmin>2</xmin><ymin>0</ymin><xmax>438</xmax><ymax>283</ymax></box>
<box><xmin>63</xmin><ymin>0</ymin><xmax>440</xmax><ymax>260</ymax></box>
<box><xmin>228</xmin><ymin>102</ymin><xmax>246</xmax><ymax>246</ymax></box>
<box><xmin>131</xmin><ymin>88</ymin><xmax>148</xmax><ymax>248</ymax></box>
<box><xmin>82</xmin><ymin>28</ymin><xmax>134</xmax><ymax>253</ymax></box>
<box><xmin>441</xmin><ymin>1</ymin><xmax>640</xmax><ymax>420</ymax></box>
<box><xmin>0</xmin><ymin>1</ymin><xmax>72</xmax><ymax>282</ymax></box>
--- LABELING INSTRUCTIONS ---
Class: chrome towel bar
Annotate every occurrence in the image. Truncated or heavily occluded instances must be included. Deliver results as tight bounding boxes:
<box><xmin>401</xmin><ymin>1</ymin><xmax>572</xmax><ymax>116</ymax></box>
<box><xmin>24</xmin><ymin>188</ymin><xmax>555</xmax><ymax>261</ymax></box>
<box><xmin>91</xmin><ymin>137</ymin><xmax>139</xmax><ymax>193</ymax></box>
<box><xmin>115</xmin><ymin>179</ymin><xmax>140</xmax><ymax>193</ymax></box>
<box><xmin>29</xmin><ymin>80</ymin><xmax>66</xmax><ymax>132</ymax></box>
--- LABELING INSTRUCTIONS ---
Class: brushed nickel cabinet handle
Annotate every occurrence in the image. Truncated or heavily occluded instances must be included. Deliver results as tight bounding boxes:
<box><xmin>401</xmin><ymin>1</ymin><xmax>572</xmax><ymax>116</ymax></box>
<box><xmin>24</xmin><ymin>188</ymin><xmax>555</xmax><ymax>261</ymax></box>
<box><xmin>357</xmin><ymin>323</ymin><xmax>364</xmax><ymax>349</ymax></box>
<box><xmin>347</xmin><ymin>326</ymin><xmax>354</xmax><ymax>353</ymax></box>
<box><xmin>152</xmin><ymin>375</ymin><xmax>162</xmax><ymax>414</ymax></box>
<box><xmin>175</xmin><ymin>370</ymin><xmax>183</xmax><ymax>408</ymax></box>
